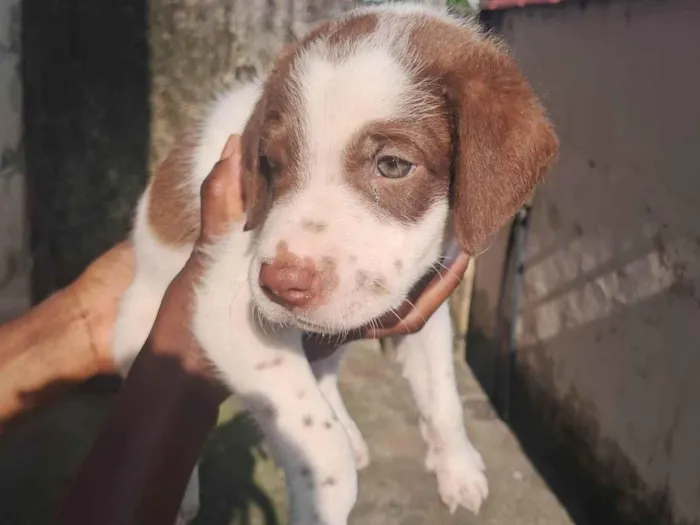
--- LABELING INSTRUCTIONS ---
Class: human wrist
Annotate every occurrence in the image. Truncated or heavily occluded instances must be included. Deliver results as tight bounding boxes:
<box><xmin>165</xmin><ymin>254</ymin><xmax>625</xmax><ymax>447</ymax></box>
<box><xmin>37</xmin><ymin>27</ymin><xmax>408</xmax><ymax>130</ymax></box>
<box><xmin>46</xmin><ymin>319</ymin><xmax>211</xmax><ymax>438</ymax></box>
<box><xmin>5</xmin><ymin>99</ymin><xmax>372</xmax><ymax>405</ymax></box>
<box><xmin>144</xmin><ymin>332</ymin><xmax>228</xmax><ymax>405</ymax></box>
<box><xmin>0</xmin><ymin>286</ymin><xmax>102</xmax><ymax>421</ymax></box>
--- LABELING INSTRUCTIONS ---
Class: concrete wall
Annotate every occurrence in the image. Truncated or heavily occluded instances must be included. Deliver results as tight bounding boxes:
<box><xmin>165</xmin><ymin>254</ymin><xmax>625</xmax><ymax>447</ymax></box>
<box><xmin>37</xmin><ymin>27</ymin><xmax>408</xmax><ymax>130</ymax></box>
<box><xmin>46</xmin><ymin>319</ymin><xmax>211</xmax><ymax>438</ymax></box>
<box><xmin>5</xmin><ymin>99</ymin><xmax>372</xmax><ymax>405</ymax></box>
<box><xmin>0</xmin><ymin>0</ymin><xmax>29</xmax><ymax>322</ymax></box>
<box><xmin>21</xmin><ymin>0</ymin><xmax>374</xmax><ymax>301</ymax></box>
<box><xmin>470</xmin><ymin>1</ymin><xmax>700</xmax><ymax>523</ymax></box>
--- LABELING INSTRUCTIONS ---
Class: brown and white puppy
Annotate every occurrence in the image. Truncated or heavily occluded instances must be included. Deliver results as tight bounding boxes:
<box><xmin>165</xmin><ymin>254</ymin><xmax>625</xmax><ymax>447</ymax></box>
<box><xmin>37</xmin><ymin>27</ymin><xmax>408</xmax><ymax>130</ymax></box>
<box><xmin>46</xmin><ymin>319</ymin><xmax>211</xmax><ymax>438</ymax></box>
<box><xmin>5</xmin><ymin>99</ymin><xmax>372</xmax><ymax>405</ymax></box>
<box><xmin>113</xmin><ymin>3</ymin><xmax>558</xmax><ymax>525</ymax></box>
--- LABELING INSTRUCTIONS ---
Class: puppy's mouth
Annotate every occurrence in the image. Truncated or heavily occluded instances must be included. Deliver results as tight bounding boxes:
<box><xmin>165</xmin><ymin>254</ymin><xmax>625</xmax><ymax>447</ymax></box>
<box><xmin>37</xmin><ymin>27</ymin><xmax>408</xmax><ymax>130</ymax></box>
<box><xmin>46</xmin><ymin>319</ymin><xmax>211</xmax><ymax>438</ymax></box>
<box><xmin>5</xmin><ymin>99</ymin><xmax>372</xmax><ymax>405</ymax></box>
<box><xmin>290</xmin><ymin>313</ymin><xmax>370</xmax><ymax>336</ymax></box>
<box><xmin>252</xmin><ymin>290</ymin><xmax>388</xmax><ymax>336</ymax></box>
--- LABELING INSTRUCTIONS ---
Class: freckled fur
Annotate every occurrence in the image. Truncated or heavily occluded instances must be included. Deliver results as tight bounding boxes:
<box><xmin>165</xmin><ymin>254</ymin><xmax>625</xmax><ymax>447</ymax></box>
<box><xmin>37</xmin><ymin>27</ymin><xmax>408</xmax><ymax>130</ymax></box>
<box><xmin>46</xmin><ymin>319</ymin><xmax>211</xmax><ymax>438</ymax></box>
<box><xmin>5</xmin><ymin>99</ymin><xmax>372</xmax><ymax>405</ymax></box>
<box><xmin>113</xmin><ymin>3</ymin><xmax>558</xmax><ymax>524</ymax></box>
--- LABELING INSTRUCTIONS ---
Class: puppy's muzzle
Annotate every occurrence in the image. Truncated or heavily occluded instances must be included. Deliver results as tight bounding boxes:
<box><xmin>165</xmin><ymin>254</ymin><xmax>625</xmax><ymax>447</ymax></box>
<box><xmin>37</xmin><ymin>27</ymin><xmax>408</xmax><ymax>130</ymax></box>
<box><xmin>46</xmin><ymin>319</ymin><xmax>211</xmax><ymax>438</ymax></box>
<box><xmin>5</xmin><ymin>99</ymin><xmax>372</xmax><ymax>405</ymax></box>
<box><xmin>259</xmin><ymin>257</ymin><xmax>317</xmax><ymax>309</ymax></box>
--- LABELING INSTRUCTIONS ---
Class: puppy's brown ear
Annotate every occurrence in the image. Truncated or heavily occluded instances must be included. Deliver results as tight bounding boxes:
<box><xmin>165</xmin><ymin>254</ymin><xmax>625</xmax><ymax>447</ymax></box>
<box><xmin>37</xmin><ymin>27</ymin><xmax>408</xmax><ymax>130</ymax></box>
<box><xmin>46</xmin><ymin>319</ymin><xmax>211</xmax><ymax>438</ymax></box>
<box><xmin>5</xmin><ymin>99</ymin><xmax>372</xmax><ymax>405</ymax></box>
<box><xmin>241</xmin><ymin>95</ymin><xmax>271</xmax><ymax>231</ymax></box>
<box><xmin>433</xmin><ymin>28</ymin><xmax>559</xmax><ymax>255</ymax></box>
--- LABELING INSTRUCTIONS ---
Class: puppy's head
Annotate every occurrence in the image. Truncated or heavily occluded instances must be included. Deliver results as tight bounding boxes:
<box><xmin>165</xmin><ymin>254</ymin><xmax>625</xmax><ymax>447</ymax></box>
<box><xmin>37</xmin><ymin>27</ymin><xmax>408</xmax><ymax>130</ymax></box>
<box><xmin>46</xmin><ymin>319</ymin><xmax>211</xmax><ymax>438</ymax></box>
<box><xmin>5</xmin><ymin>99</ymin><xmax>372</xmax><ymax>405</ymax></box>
<box><xmin>242</xmin><ymin>5</ymin><xmax>558</xmax><ymax>333</ymax></box>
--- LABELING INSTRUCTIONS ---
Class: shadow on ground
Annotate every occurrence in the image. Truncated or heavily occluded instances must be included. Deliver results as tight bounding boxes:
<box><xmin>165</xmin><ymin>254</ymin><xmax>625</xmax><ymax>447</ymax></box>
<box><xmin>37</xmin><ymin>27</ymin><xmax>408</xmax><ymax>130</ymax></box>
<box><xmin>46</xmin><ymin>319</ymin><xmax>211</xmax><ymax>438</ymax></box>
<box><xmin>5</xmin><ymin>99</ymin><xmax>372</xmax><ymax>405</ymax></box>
<box><xmin>194</xmin><ymin>413</ymin><xmax>278</xmax><ymax>525</ymax></box>
<box><xmin>0</xmin><ymin>391</ymin><xmax>280</xmax><ymax>525</ymax></box>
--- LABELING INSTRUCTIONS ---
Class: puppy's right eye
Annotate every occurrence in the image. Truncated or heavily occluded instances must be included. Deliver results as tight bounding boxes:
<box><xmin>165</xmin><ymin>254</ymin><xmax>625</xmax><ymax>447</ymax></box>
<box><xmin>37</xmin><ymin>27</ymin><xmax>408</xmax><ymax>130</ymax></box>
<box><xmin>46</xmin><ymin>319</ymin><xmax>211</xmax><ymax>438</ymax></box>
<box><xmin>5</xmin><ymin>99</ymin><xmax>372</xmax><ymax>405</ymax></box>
<box><xmin>376</xmin><ymin>156</ymin><xmax>415</xmax><ymax>179</ymax></box>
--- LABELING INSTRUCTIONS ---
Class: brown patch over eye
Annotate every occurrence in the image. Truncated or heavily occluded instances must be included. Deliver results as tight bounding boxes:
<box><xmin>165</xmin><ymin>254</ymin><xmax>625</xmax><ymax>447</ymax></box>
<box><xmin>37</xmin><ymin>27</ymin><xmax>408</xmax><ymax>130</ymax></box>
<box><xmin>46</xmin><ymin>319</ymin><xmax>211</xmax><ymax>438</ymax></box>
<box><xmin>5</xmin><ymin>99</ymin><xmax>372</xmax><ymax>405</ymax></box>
<box><xmin>241</xmin><ymin>12</ymin><xmax>381</xmax><ymax>231</ymax></box>
<box><xmin>343</xmin><ymin>114</ymin><xmax>452</xmax><ymax>224</ymax></box>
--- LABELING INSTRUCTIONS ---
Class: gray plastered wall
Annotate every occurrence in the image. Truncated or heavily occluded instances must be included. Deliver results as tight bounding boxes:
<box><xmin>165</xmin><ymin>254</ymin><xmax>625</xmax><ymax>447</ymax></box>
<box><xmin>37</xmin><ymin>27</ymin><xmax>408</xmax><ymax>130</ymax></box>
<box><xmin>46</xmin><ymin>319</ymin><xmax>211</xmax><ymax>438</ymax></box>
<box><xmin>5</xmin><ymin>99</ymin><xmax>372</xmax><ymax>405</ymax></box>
<box><xmin>0</xmin><ymin>0</ymin><xmax>29</xmax><ymax>322</ymax></box>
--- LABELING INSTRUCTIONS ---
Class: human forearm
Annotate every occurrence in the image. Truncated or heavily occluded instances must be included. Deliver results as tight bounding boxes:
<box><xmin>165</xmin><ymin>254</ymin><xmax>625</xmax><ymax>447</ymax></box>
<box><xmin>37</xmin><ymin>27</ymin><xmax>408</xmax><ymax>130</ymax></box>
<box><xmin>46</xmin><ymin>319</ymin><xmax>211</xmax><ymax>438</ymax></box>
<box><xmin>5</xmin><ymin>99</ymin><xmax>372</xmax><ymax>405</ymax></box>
<box><xmin>51</xmin><ymin>339</ymin><xmax>223</xmax><ymax>525</ymax></box>
<box><xmin>0</xmin><ymin>286</ymin><xmax>110</xmax><ymax>423</ymax></box>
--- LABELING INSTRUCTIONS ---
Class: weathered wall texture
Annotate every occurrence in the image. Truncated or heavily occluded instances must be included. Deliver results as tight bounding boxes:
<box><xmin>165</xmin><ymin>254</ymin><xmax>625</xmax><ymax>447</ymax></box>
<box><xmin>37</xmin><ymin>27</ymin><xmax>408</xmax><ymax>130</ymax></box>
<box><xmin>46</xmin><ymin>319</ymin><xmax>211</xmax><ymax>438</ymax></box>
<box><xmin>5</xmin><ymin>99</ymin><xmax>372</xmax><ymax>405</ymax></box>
<box><xmin>149</xmin><ymin>0</ymin><xmax>451</xmax><ymax>167</ymax></box>
<box><xmin>470</xmin><ymin>1</ymin><xmax>700</xmax><ymax>523</ymax></box>
<box><xmin>149</xmin><ymin>0</ymin><xmax>367</xmax><ymax>169</ymax></box>
<box><xmin>22</xmin><ymin>0</ymin><xmax>371</xmax><ymax>300</ymax></box>
<box><xmin>0</xmin><ymin>0</ymin><xmax>29</xmax><ymax>322</ymax></box>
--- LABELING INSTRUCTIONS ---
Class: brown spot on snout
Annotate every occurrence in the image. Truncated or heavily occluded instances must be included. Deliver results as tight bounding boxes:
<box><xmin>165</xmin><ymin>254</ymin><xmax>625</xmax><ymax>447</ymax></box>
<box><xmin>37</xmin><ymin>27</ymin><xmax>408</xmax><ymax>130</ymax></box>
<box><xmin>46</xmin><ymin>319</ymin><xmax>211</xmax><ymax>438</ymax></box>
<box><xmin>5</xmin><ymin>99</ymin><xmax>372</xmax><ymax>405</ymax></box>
<box><xmin>302</xmin><ymin>415</ymin><xmax>314</xmax><ymax>427</ymax></box>
<box><xmin>321</xmin><ymin>477</ymin><xmax>337</xmax><ymax>487</ymax></box>
<box><xmin>356</xmin><ymin>270</ymin><xmax>369</xmax><ymax>289</ymax></box>
<box><xmin>301</xmin><ymin>219</ymin><xmax>327</xmax><ymax>233</ymax></box>
<box><xmin>370</xmin><ymin>276</ymin><xmax>390</xmax><ymax>295</ymax></box>
<box><xmin>254</xmin><ymin>356</ymin><xmax>284</xmax><ymax>370</ymax></box>
<box><xmin>259</xmin><ymin>242</ymin><xmax>339</xmax><ymax>309</ymax></box>
<box><xmin>356</xmin><ymin>270</ymin><xmax>390</xmax><ymax>295</ymax></box>
<box><xmin>394</xmin><ymin>259</ymin><xmax>403</xmax><ymax>271</ymax></box>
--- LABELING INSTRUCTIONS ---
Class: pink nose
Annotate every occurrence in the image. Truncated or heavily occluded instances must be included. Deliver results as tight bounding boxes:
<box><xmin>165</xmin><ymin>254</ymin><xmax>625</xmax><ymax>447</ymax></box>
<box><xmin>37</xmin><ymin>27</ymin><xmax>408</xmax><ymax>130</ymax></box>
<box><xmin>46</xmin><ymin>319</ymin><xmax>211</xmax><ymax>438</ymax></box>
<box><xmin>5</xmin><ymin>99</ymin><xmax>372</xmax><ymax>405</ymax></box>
<box><xmin>259</xmin><ymin>257</ymin><xmax>318</xmax><ymax>310</ymax></box>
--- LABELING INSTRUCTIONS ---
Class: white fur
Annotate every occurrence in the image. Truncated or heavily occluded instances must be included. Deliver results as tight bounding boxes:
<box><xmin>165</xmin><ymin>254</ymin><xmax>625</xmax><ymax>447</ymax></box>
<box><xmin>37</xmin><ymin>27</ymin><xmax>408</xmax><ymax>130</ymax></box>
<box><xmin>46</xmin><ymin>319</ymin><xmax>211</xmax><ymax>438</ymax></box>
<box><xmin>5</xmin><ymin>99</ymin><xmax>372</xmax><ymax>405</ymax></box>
<box><xmin>113</xmin><ymin>4</ymin><xmax>488</xmax><ymax>524</ymax></box>
<box><xmin>193</xmin><ymin>230</ymin><xmax>357</xmax><ymax>525</ymax></box>
<box><xmin>393</xmin><ymin>303</ymin><xmax>488</xmax><ymax>514</ymax></box>
<box><xmin>249</xmin><ymin>20</ymin><xmax>449</xmax><ymax>332</ymax></box>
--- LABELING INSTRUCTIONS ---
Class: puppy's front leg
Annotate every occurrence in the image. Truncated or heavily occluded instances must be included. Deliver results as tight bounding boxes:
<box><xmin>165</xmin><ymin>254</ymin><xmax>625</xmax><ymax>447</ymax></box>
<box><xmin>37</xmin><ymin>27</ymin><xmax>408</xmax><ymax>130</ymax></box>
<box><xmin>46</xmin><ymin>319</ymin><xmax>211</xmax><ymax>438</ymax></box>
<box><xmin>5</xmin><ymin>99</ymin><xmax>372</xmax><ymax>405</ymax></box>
<box><xmin>311</xmin><ymin>346</ymin><xmax>370</xmax><ymax>470</ymax></box>
<box><xmin>392</xmin><ymin>302</ymin><xmax>488</xmax><ymax>515</ymax></box>
<box><xmin>192</xmin><ymin>237</ymin><xmax>357</xmax><ymax>525</ymax></box>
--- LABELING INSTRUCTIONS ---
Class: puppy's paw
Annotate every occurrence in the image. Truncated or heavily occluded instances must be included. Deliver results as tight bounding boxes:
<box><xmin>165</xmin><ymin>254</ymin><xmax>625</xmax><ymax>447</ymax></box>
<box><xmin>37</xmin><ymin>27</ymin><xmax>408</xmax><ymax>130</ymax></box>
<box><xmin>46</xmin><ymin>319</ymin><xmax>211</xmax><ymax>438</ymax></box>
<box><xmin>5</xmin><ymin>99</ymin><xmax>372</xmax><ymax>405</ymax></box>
<box><xmin>434</xmin><ymin>447</ymin><xmax>489</xmax><ymax>515</ymax></box>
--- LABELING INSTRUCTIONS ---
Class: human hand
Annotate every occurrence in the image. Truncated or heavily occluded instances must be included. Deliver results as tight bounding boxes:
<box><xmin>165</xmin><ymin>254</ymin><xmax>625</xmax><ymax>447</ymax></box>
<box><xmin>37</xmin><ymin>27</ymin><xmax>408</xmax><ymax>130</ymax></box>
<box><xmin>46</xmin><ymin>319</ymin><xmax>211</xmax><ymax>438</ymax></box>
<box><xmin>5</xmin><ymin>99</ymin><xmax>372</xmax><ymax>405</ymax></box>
<box><xmin>66</xmin><ymin>242</ymin><xmax>136</xmax><ymax>374</ymax></box>
<box><xmin>66</xmin><ymin>131</ymin><xmax>466</xmax><ymax>372</ymax></box>
<box><xmin>302</xmin><ymin>246</ymin><xmax>470</xmax><ymax>361</ymax></box>
<box><xmin>146</xmin><ymin>134</ymin><xmax>243</xmax><ymax>387</ymax></box>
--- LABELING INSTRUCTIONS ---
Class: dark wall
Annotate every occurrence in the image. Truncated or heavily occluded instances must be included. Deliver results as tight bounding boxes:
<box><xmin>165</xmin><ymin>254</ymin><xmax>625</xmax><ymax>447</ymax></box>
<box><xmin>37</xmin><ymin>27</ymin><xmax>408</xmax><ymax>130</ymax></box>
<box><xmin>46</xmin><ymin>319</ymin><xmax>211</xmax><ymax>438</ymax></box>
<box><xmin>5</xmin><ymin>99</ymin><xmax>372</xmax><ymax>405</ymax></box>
<box><xmin>22</xmin><ymin>0</ymin><xmax>150</xmax><ymax>301</ymax></box>
<box><xmin>470</xmin><ymin>1</ymin><xmax>700</xmax><ymax>524</ymax></box>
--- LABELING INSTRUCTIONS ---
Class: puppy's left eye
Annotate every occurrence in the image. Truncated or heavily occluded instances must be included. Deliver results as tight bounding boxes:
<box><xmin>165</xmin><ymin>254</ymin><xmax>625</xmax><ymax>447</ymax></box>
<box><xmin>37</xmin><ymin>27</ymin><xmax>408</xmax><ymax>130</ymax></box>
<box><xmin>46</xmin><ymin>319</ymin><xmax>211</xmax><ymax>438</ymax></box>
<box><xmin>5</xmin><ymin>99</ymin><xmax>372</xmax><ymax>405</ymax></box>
<box><xmin>376</xmin><ymin>156</ymin><xmax>415</xmax><ymax>179</ymax></box>
<box><xmin>259</xmin><ymin>154</ymin><xmax>278</xmax><ymax>176</ymax></box>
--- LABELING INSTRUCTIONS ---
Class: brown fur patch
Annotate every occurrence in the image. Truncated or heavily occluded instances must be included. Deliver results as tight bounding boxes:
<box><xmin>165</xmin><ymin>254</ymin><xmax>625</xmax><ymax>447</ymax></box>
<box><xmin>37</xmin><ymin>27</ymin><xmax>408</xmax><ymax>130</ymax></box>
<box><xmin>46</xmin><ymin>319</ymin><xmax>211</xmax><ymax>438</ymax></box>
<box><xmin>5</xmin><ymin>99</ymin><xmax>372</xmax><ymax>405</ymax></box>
<box><xmin>311</xmin><ymin>256</ymin><xmax>339</xmax><ymax>307</ymax></box>
<box><xmin>241</xmin><ymin>12</ymin><xmax>380</xmax><ymax>231</ymax></box>
<box><xmin>355</xmin><ymin>270</ymin><xmax>369</xmax><ymax>289</ymax></box>
<box><xmin>343</xmin><ymin>114</ymin><xmax>452</xmax><ymax>224</ymax></box>
<box><xmin>147</xmin><ymin>131</ymin><xmax>200</xmax><ymax>245</ymax></box>
<box><xmin>404</xmin><ymin>15</ymin><xmax>559</xmax><ymax>254</ymax></box>
<box><xmin>321</xmin><ymin>477</ymin><xmax>337</xmax><ymax>487</ymax></box>
<box><xmin>254</xmin><ymin>356</ymin><xmax>284</xmax><ymax>370</ymax></box>
<box><xmin>370</xmin><ymin>276</ymin><xmax>389</xmax><ymax>295</ymax></box>
<box><xmin>245</xmin><ymin>9</ymin><xmax>557</xmax><ymax>258</ymax></box>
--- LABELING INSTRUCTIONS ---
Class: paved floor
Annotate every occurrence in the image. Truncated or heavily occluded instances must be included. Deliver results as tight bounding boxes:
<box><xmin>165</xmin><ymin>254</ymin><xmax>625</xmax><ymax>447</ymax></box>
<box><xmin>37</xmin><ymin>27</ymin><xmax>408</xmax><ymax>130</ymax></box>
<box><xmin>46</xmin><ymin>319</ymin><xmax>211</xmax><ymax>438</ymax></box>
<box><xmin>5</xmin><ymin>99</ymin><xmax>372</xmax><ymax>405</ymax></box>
<box><xmin>0</xmin><ymin>337</ymin><xmax>574</xmax><ymax>525</ymax></box>
<box><xmin>210</xmin><ymin>339</ymin><xmax>575</xmax><ymax>525</ymax></box>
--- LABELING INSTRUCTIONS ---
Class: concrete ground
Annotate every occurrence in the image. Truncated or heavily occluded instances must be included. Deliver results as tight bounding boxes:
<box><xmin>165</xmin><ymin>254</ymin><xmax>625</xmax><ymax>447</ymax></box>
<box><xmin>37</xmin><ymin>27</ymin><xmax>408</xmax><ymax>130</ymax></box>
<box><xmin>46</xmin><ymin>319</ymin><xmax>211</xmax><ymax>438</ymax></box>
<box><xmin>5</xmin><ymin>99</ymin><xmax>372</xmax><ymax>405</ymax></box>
<box><xmin>208</xmin><ymin>339</ymin><xmax>575</xmax><ymax>525</ymax></box>
<box><xmin>0</xmin><ymin>338</ymin><xmax>574</xmax><ymax>525</ymax></box>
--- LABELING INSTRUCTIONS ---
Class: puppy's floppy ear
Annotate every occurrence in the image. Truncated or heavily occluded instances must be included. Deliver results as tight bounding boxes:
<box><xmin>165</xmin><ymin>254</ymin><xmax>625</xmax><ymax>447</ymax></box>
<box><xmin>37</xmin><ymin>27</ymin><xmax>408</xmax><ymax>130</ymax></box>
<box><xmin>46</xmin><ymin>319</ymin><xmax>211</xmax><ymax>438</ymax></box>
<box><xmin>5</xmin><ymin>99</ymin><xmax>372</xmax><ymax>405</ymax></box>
<box><xmin>241</xmin><ymin>95</ymin><xmax>271</xmax><ymax>231</ymax></box>
<box><xmin>433</xmin><ymin>27</ymin><xmax>559</xmax><ymax>255</ymax></box>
